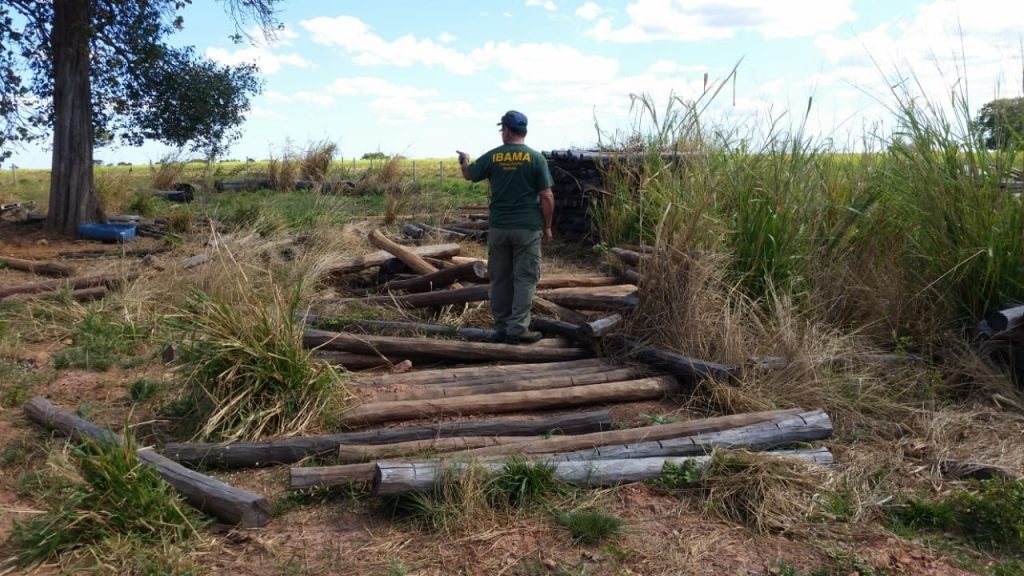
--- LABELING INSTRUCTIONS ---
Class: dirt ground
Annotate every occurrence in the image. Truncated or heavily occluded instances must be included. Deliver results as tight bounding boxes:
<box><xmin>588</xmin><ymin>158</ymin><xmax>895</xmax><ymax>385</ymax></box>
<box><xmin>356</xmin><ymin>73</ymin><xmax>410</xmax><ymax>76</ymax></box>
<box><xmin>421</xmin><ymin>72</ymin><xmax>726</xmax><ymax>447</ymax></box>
<box><xmin>0</xmin><ymin>217</ymin><xmax>994</xmax><ymax>576</ymax></box>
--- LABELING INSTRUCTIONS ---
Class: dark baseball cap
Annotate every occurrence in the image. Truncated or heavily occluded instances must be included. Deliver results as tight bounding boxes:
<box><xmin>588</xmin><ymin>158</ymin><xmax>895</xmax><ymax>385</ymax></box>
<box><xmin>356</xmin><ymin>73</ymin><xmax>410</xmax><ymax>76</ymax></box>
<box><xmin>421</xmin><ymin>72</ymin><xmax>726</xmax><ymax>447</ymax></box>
<box><xmin>497</xmin><ymin>110</ymin><xmax>528</xmax><ymax>131</ymax></box>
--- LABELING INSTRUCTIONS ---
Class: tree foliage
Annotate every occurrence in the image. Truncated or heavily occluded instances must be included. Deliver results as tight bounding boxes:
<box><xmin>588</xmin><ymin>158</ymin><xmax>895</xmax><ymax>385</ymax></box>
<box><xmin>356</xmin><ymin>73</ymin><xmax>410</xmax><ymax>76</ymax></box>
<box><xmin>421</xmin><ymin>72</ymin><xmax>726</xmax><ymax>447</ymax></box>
<box><xmin>975</xmin><ymin>97</ymin><xmax>1024</xmax><ymax>150</ymax></box>
<box><xmin>0</xmin><ymin>1</ymin><xmax>273</xmax><ymax>163</ymax></box>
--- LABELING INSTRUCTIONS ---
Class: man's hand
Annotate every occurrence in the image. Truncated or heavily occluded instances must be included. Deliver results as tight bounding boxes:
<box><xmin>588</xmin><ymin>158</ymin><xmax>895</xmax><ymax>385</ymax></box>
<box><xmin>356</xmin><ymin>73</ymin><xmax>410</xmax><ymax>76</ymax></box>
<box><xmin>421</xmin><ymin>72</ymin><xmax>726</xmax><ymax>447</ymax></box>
<box><xmin>456</xmin><ymin>150</ymin><xmax>469</xmax><ymax>165</ymax></box>
<box><xmin>543</xmin><ymin>227</ymin><xmax>553</xmax><ymax>243</ymax></box>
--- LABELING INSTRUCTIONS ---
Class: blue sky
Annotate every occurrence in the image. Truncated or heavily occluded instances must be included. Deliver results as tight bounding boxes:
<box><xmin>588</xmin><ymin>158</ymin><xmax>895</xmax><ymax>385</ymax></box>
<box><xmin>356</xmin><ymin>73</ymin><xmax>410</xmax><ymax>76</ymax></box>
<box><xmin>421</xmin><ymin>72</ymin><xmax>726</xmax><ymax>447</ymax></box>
<box><xmin>8</xmin><ymin>0</ymin><xmax>1024</xmax><ymax>168</ymax></box>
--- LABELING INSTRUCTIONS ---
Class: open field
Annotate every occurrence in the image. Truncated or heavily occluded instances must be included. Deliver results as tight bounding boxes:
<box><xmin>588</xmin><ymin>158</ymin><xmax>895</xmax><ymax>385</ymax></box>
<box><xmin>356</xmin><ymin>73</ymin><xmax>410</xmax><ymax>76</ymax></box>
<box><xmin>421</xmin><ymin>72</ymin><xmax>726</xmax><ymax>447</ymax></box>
<box><xmin>2</xmin><ymin>114</ymin><xmax>1024</xmax><ymax>576</ymax></box>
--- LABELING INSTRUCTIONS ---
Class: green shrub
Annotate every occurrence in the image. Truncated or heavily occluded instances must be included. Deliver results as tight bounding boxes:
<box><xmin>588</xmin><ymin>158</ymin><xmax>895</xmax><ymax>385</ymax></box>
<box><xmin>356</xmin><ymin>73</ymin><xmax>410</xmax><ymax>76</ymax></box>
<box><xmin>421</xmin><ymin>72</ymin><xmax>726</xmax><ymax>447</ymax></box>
<box><xmin>553</xmin><ymin>508</ymin><xmax>625</xmax><ymax>545</ymax></box>
<box><xmin>53</xmin><ymin>309</ymin><xmax>142</xmax><ymax>371</ymax></box>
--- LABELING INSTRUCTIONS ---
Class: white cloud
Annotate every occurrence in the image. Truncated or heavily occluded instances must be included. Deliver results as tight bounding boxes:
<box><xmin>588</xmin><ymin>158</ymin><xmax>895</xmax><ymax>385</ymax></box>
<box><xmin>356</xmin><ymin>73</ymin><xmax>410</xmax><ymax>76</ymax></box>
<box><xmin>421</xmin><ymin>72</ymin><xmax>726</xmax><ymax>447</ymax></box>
<box><xmin>206</xmin><ymin>46</ymin><xmax>313</xmax><ymax>74</ymax></box>
<box><xmin>301</xmin><ymin>16</ymin><xmax>477</xmax><ymax>74</ymax></box>
<box><xmin>472</xmin><ymin>42</ymin><xmax>620</xmax><ymax>87</ymax></box>
<box><xmin>294</xmin><ymin>92</ymin><xmax>335</xmax><ymax>107</ymax></box>
<box><xmin>526</xmin><ymin>0</ymin><xmax>558</xmax><ymax>10</ymax></box>
<box><xmin>576</xmin><ymin>2</ymin><xmax>603</xmax><ymax>20</ymax></box>
<box><xmin>326</xmin><ymin>77</ymin><xmax>437</xmax><ymax>99</ymax></box>
<box><xmin>438</xmin><ymin>32</ymin><xmax>457</xmax><ymax>43</ymax></box>
<box><xmin>586</xmin><ymin>0</ymin><xmax>856</xmax><ymax>42</ymax></box>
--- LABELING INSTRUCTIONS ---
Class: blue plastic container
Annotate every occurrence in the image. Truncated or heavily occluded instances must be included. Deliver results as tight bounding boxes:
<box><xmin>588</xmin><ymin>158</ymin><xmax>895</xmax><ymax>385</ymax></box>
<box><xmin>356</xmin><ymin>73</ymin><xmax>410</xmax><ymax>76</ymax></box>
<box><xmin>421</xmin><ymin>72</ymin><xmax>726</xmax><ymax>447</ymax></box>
<box><xmin>76</xmin><ymin>223</ymin><xmax>137</xmax><ymax>243</ymax></box>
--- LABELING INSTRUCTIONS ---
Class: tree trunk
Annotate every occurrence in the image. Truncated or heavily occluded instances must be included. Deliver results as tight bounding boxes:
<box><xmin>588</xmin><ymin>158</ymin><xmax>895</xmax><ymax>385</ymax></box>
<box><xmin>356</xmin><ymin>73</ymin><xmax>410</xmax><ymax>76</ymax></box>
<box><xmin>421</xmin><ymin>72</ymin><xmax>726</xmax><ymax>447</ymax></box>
<box><xmin>48</xmin><ymin>0</ymin><xmax>105</xmax><ymax>235</ymax></box>
<box><xmin>165</xmin><ymin>410</ymin><xmax>613</xmax><ymax>469</ymax></box>
<box><xmin>338</xmin><ymin>375</ymin><xmax>677</xmax><ymax>427</ymax></box>
<box><xmin>372</xmin><ymin>448</ymin><xmax>834</xmax><ymax>495</ymax></box>
<box><xmin>23</xmin><ymin>397</ymin><xmax>271</xmax><ymax>527</ymax></box>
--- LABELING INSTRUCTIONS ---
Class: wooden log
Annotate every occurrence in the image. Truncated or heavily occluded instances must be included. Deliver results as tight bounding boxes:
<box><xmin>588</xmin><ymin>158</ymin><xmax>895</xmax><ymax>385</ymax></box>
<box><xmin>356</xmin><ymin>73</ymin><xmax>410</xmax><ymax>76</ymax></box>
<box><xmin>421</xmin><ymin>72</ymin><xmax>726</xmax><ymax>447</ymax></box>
<box><xmin>167</xmin><ymin>410</ymin><xmax>613</xmax><ymax>468</ymax></box>
<box><xmin>369</xmin><ymin>228</ymin><xmax>442</xmax><ymax>276</ymax></box>
<box><xmin>533</xmin><ymin>296</ymin><xmax>589</xmax><ymax>324</ymax></box>
<box><xmin>355</xmin><ymin>285</ymin><xmax>490</xmax><ymax>308</ymax></box>
<box><xmin>373</xmin><ymin>366</ymin><xmax>654</xmax><ymax>402</ymax></box>
<box><xmin>339</xmin><ymin>375</ymin><xmax>677</xmax><ymax>427</ymax></box>
<box><xmin>23</xmin><ymin>397</ymin><xmax>271</xmax><ymax>527</ymax></box>
<box><xmin>536</xmin><ymin>275</ymin><xmax>624</xmax><ymax>289</ymax></box>
<box><xmin>382</xmin><ymin>260</ymin><xmax>488</xmax><ymax>293</ymax></box>
<box><xmin>449</xmin><ymin>256</ymin><xmax>487</xmax><ymax>266</ymax></box>
<box><xmin>372</xmin><ymin>447</ymin><xmax>834</xmax><ymax>495</ymax></box>
<box><xmin>338</xmin><ymin>408</ymin><xmax>798</xmax><ymax>463</ymax></box>
<box><xmin>401</xmin><ymin>224</ymin><xmax>424</xmax><ymax>239</ymax></box>
<box><xmin>353</xmin><ymin>358</ymin><xmax>612</xmax><ymax>387</ymax></box>
<box><xmin>537</xmin><ymin>285</ymin><xmax>639</xmax><ymax>312</ymax></box>
<box><xmin>940</xmin><ymin>459</ymin><xmax>1024</xmax><ymax>481</ymax></box>
<box><xmin>447</xmin><ymin>408</ymin><xmax>806</xmax><ymax>460</ymax></box>
<box><xmin>312</xmin><ymin>350</ymin><xmax>394</xmax><ymax>370</ymax></box>
<box><xmin>609</xmin><ymin>247</ymin><xmax>643</xmax><ymax>267</ymax></box>
<box><xmin>292</xmin><ymin>463</ymin><xmax>377</xmax><ymax>489</ymax></box>
<box><xmin>604</xmin><ymin>335</ymin><xmax>739</xmax><ymax>382</ymax></box>
<box><xmin>304</xmin><ymin>328</ymin><xmax>590</xmax><ymax>364</ymax></box>
<box><xmin>326</xmin><ymin>243</ymin><xmax>461</xmax><ymax>275</ymax></box>
<box><xmin>339</xmin><ymin>436</ymin><xmax>528</xmax><ymax>463</ymax></box>
<box><xmin>0</xmin><ymin>256</ymin><xmax>75</xmax><ymax>277</ymax></box>
<box><xmin>304</xmin><ymin>316</ymin><xmax>495</xmax><ymax>342</ymax></box>
<box><xmin>581</xmin><ymin>314</ymin><xmax>623</xmax><ymax>338</ymax></box>
<box><xmin>0</xmin><ymin>272</ymin><xmax>136</xmax><ymax>300</ymax></box>
<box><xmin>548</xmin><ymin>409</ymin><xmax>832</xmax><ymax>461</ymax></box>
<box><xmin>58</xmin><ymin>246</ymin><xmax>172</xmax><ymax>259</ymax></box>
<box><xmin>531</xmin><ymin>316</ymin><xmax>584</xmax><ymax>341</ymax></box>
<box><xmin>444</xmin><ymin>220</ymin><xmax>489</xmax><ymax>230</ymax></box>
<box><xmin>619</xmin><ymin>269</ymin><xmax>643</xmax><ymax>286</ymax></box>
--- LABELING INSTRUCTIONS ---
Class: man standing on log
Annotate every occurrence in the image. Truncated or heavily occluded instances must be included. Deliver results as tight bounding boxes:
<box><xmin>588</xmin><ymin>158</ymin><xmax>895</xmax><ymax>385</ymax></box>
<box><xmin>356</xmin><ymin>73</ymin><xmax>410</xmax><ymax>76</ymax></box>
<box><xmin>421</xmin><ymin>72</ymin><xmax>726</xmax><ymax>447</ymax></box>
<box><xmin>458</xmin><ymin>110</ymin><xmax>555</xmax><ymax>344</ymax></box>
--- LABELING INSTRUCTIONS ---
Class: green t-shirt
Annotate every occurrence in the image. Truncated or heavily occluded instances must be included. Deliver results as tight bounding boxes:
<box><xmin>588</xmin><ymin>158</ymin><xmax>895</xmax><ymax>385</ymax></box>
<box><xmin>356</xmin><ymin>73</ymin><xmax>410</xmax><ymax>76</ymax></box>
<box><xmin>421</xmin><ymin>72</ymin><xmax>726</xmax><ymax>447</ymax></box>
<box><xmin>467</xmin><ymin>144</ymin><xmax>553</xmax><ymax>230</ymax></box>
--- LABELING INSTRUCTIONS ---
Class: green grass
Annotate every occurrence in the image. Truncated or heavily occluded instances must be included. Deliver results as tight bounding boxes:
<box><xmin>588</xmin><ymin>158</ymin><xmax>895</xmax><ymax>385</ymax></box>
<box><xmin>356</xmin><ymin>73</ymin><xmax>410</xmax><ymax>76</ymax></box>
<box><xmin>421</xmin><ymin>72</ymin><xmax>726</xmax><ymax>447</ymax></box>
<box><xmin>52</xmin><ymin>308</ymin><xmax>144</xmax><ymax>371</ymax></box>
<box><xmin>552</xmin><ymin>508</ymin><xmax>625</xmax><ymax>545</ymax></box>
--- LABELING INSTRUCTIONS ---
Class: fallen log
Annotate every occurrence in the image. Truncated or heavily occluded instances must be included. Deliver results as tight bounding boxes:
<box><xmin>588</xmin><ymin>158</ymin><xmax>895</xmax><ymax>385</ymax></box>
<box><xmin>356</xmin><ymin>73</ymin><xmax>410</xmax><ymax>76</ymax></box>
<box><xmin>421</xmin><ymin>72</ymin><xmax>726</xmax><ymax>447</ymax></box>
<box><xmin>372</xmin><ymin>447</ymin><xmax>834</xmax><ymax>495</ymax></box>
<box><xmin>0</xmin><ymin>272</ymin><xmax>136</xmax><ymax>300</ymax></box>
<box><xmin>372</xmin><ymin>365</ymin><xmax>653</xmax><ymax>402</ymax></box>
<box><xmin>531</xmin><ymin>316</ymin><xmax>584</xmax><ymax>341</ymax></box>
<box><xmin>23</xmin><ymin>397</ymin><xmax>271</xmax><ymax>527</ymax></box>
<box><xmin>537</xmin><ymin>285</ymin><xmax>639</xmax><ymax>312</ymax></box>
<box><xmin>355</xmin><ymin>285</ymin><xmax>490</xmax><ymax>308</ymax></box>
<box><xmin>292</xmin><ymin>463</ymin><xmax>377</xmax><ymax>489</ymax></box>
<box><xmin>325</xmin><ymin>243</ymin><xmax>461</xmax><ymax>275</ymax></box>
<box><xmin>546</xmin><ymin>409</ymin><xmax>831</xmax><ymax>461</ymax></box>
<box><xmin>369</xmin><ymin>228</ymin><xmax>443</xmax><ymax>277</ymax></box>
<box><xmin>304</xmin><ymin>328</ymin><xmax>591</xmax><ymax>364</ymax></box>
<box><xmin>581</xmin><ymin>313</ymin><xmax>623</xmax><ymax>338</ymax></box>
<box><xmin>533</xmin><ymin>296</ymin><xmax>589</xmax><ymax>324</ymax></box>
<box><xmin>609</xmin><ymin>247</ymin><xmax>643</xmax><ymax>267</ymax></box>
<box><xmin>536</xmin><ymin>275</ymin><xmax>624</xmax><ymax>289</ymax></box>
<box><xmin>339</xmin><ymin>375</ymin><xmax>677</xmax><ymax>427</ymax></box>
<box><xmin>58</xmin><ymin>246</ymin><xmax>171</xmax><ymax>259</ymax></box>
<box><xmin>352</xmin><ymin>357</ymin><xmax>612</xmax><ymax>387</ymax></box>
<box><xmin>604</xmin><ymin>335</ymin><xmax>739</xmax><ymax>383</ymax></box>
<box><xmin>313</xmin><ymin>350</ymin><xmax>395</xmax><ymax>370</ymax></box>
<box><xmin>304</xmin><ymin>316</ymin><xmax>495</xmax><ymax>342</ymax></box>
<box><xmin>0</xmin><ymin>256</ymin><xmax>75</xmax><ymax>277</ymax></box>
<box><xmin>165</xmin><ymin>410</ymin><xmax>613</xmax><ymax>468</ymax></box>
<box><xmin>382</xmin><ymin>260</ymin><xmax>488</xmax><ymax>292</ymax></box>
<box><xmin>338</xmin><ymin>408</ymin><xmax>799</xmax><ymax>463</ymax></box>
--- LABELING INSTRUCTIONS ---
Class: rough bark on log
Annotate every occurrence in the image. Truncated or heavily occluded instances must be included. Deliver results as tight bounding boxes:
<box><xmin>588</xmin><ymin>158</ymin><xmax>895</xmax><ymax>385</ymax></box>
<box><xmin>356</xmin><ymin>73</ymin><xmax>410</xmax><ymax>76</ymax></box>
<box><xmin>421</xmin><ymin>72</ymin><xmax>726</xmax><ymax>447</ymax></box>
<box><xmin>550</xmin><ymin>410</ymin><xmax>831</xmax><ymax>461</ymax></box>
<box><xmin>313</xmin><ymin>350</ymin><xmax>395</xmax><ymax>370</ymax></box>
<box><xmin>533</xmin><ymin>296</ymin><xmax>589</xmax><ymax>324</ymax></box>
<box><xmin>304</xmin><ymin>316</ymin><xmax>495</xmax><ymax>342</ymax></box>
<box><xmin>23</xmin><ymin>397</ymin><xmax>271</xmax><ymax>527</ymax></box>
<box><xmin>372</xmin><ymin>366</ymin><xmax>654</xmax><ymax>402</ymax></box>
<box><xmin>531</xmin><ymin>316</ymin><xmax>584</xmax><ymax>341</ymax></box>
<box><xmin>0</xmin><ymin>256</ymin><xmax>75</xmax><ymax>277</ymax></box>
<box><xmin>537</xmin><ymin>285</ymin><xmax>639</xmax><ymax>312</ymax></box>
<box><xmin>291</xmin><ymin>463</ymin><xmax>377</xmax><ymax>489</ymax></box>
<box><xmin>353</xmin><ymin>357</ymin><xmax>612</xmax><ymax>387</ymax></box>
<box><xmin>383</xmin><ymin>260</ymin><xmax>488</xmax><ymax>292</ymax></box>
<box><xmin>339</xmin><ymin>375</ymin><xmax>677</xmax><ymax>427</ymax></box>
<box><xmin>338</xmin><ymin>408</ymin><xmax>799</xmax><ymax>463</ymax></box>
<box><xmin>305</xmin><ymin>328</ymin><xmax>590</xmax><ymax>364</ymax></box>
<box><xmin>372</xmin><ymin>447</ymin><xmax>834</xmax><ymax>495</ymax></box>
<box><xmin>355</xmin><ymin>285</ymin><xmax>490</xmax><ymax>308</ymax></box>
<box><xmin>326</xmin><ymin>243</ymin><xmax>461</xmax><ymax>275</ymax></box>
<box><xmin>609</xmin><ymin>247</ymin><xmax>643</xmax><ymax>267</ymax></box>
<box><xmin>0</xmin><ymin>272</ymin><xmax>136</xmax><ymax>300</ymax></box>
<box><xmin>604</xmin><ymin>335</ymin><xmax>739</xmax><ymax>383</ymax></box>
<box><xmin>369</xmin><ymin>228</ymin><xmax>443</xmax><ymax>276</ymax></box>
<box><xmin>536</xmin><ymin>275</ymin><xmax>624</xmax><ymax>289</ymax></box>
<box><xmin>581</xmin><ymin>314</ymin><xmax>623</xmax><ymax>338</ymax></box>
<box><xmin>168</xmin><ymin>410</ymin><xmax>612</xmax><ymax>468</ymax></box>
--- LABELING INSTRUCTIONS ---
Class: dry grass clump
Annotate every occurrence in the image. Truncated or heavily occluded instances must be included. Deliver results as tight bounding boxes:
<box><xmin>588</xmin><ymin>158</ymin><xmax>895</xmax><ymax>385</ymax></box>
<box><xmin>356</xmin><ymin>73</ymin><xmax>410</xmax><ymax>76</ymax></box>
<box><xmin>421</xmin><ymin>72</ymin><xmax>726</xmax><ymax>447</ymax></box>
<box><xmin>300</xmin><ymin>139</ymin><xmax>337</xmax><ymax>187</ymax></box>
<box><xmin>268</xmin><ymin>153</ymin><xmax>300</xmax><ymax>192</ymax></box>
<box><xmin>94</xmin><ymin>169</ymin><xmax>135</xmax><ymax>213</ymax></box>
<box><xmin>149</xmin><ymin>155</ymin><xmax>185</xmax><ymax>190</ymax></box>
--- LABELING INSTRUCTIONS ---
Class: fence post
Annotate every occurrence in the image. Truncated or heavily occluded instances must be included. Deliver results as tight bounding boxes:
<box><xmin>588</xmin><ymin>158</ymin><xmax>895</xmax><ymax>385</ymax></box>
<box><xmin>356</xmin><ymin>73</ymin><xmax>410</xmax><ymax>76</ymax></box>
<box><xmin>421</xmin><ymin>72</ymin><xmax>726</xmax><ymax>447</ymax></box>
<box><xmin>412</xmin><ymin>160</ymin><xmax>417</xmax><ymax>182</ymax></box>
<box><xmin>10</xmin><ymin>165</ymin><xmax>16</xmax><ymax>186</ymax></box>
<box><xmin>439</xmin><ymin>161</ymin><xmax>444</xmax><ymax>188</ymax></box>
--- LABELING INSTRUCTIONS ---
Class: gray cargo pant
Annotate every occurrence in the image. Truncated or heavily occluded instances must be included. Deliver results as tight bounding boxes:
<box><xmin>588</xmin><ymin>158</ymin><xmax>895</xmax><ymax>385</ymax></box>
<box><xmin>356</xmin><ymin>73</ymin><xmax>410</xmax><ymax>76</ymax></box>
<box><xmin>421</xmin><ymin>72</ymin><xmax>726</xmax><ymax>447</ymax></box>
<box><xmin>488</xmin><ymin>227</ymin><xmax>542</xmax><ymax>337</ymax></box>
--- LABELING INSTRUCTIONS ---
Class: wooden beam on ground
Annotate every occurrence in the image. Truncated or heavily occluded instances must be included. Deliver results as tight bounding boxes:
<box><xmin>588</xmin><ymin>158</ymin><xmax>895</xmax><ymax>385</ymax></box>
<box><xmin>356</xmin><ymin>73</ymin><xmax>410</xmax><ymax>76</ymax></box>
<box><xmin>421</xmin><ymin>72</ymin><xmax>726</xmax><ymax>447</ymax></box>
<box><xmin>354</xmin><ymin>285</ymin><xmax>490</xmax><ymax>308</ymax></box>
<box><xmin>166</xmin><ymin>410</ymin><xmax>613</xmax><ymax>468</ymax></box>
<box><xmin>536</xmin><ymin>275</ymin><xmax>624</xmax><ymax>289</ymax></box>
<box><xmin>580</xmin><ymin>314</ymin><xmax>623</xmax><ymax>338</ymax></box>
<box><xmin>304</xmin><ymin>316</ymin><xmax>496</xmax><ymax>342</ymax></box>
<box><xmin>352</xmin><ymin>358</ymin><xmax>612</xmax><ymax>387</ymax></box>
<box><xmin>382</xmin><ymin>260</ymin><xmax>488</xmax><ymax>292</ymax></box>
<box><xmin>603</xmin><ymin>335</ymin><xmax>739</xmax><ymax>383</ymax></box>
<box><xmin>368</xmin><ymin>228</ymin><xmax>444</xmax><ymax>277</ymax></box>
<box><xmin>533</xmin><ymin>296</ymin><xmax>589</xmax><ymax>324</ymax></box>
<box><xmin>372</xmin><ymin>447</ymin><xmax>834</xmax><ymax>495</ymax></box>
<box><xmin>0</xmin><ymin>256</ymin><xmax>75</xmax><ymax>277</ymax></box>
<box><xmin>23</xmin><ymin>397</ymin><xmax>271</xmax><ymax>527</ymax></box>
<box><xmin>537</xmin><ymin>285</ymin><xmax>639</xmax><ymax>312</ymax></box>
<box><xmin>338</xmin><ymin>375</ymin><xmax>677</xmax><ymax>427</ymax></box>
<box><xmin>325</xmin><ymin>243</ymin><xmax>461</xmax><ymax>276</ymax></box>
<box><xmin>0</xmin><ymin>272</ymin><xmax>137</xmax><ymax>300</ymax></box>
<box><xmin>304</xmin><ymin>328</ymin><xmax>591</xmax><ymax>364</ymax></box>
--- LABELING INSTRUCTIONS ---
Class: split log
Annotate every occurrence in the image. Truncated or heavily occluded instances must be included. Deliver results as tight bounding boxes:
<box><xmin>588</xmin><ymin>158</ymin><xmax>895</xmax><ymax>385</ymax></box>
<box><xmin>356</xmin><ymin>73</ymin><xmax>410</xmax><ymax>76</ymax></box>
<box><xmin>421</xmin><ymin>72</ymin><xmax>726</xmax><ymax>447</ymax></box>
<box><xmin>382</xmin><ymin>260</ymin><xmax>488</xmax><ymax>292</ymax></box>
<box><xmin>537</xmin><ymin>285</ymin><xmax>639</xmax><ymax>312</ymax></box>
<box><xmin>546</xmin><ymin>409</ymin><xmax>832</xmax><ymax>461</ymax></box>
<box><xmin>23</xmin><ymin>397</ymin><xmax>271</xmax><ymax>527</ymax></box>
<box><xmin>580</xmin><ymin>314</ymin><xmax>624</xmax><ymax>338</ymax></box>
<box><xmin>369</xmin><ymin>228</ymin><xmax>442</xmax><ymax>276</ymax></box>
<box><xmin>339</xmin><ymin>408</ymin><xmax>799</xmax><ymax>463</ymax></box>
<box><xmin>292</xmin><ymin>463</ymin><xmax>377</xmax><ymax>489</ymax></box>
<box><xmin>355</xmin><ymin>285</ymin><xmax>490</xmax><ymax>308</ymax></box>
<box><xmin>353</xmin><ymin>358</ymin><xmax>612</xmax><ymax>387</ymax></box>
<box><xmin>0</xmin><ymin>256</ymin><xmax>75</xmax><ymax>277</ymax></box>
<box><xmin>166</xmin><ymin>410</ymin><xmax>612</xmax><ymax>468</ymax></box>
<box><xmin>373</xmin><ymin>365</ymin><xmax>654</xmax><ymax>402</ymax></box>
<box><xmin>339</xmin><ymin>375</ymin><xmax>677</xmax><ymax>427</ymax></box>
<box><xmin>0</xmin><ymin>272</ymin><xmax>136</xmax><ymax>300</ymax></box>
<box><xmin>372</xmin><ymin>447</ymin><xmax>834</xmax><ymax>495</ymax></box>
<box><xmin>304</xmin><ymin>328</ymin><xmax>590</xmax><ymax>364</ymax></box>
<box><xmin>326</xmin><ymin>243</ymin><xmax>461</xmax><ymax>275</ymax></box>
<box><xmin>604</xmin><ymin>335</ymin><xmax>739</xmax><ymax>383</ymax></box>
<box><xmin>533</xmin><ymin>296</ymin><xmax>589</xmax><ymax>324</ymax></box>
